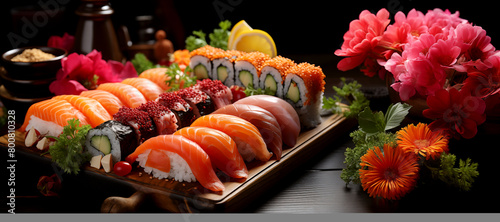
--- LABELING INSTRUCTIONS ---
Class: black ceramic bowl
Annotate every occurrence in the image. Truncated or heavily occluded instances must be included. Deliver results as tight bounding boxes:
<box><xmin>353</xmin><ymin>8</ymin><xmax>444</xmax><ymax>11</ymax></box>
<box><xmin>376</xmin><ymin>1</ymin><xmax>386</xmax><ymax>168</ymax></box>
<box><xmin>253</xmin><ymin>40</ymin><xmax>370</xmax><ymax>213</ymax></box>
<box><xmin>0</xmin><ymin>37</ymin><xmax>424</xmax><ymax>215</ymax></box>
<box><xmin>1</xmin><ymin>46</ymin><xmax>67</xmax><ymax>80</ymax></box>
<box><xmin>0</xmin><ymin>85</ymin><xmax>52</xmax><ymax>125</ymax></box>
<box><xmin>0</xmin><ymin>68</ymin><xmax>54</xmax><ymax>98</ymax></box>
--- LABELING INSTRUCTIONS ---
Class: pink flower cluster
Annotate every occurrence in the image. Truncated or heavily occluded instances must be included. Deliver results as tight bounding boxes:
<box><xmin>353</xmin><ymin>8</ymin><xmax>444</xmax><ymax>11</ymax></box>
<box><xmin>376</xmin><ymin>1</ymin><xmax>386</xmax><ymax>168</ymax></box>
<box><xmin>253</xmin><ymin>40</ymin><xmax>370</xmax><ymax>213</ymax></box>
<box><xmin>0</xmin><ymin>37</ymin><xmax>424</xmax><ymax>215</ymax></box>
<box><xmin>49</xmin><ymin>50</ymin><xmax>137</xmax><ymax>95</ymax></box>
<box><xmin>336</xmin><ymin>8</ymin><xmax>500</xmax><ymax>139</ymax></box>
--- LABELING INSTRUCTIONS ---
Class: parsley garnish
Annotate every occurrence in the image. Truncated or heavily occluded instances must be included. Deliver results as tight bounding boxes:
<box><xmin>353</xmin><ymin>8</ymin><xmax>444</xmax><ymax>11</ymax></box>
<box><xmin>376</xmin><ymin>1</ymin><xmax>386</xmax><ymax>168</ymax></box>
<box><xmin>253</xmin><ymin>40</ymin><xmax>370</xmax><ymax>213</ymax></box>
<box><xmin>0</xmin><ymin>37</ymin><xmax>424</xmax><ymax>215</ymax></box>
<box><xmin>48</xmin><ymin>119</ymin><xmax>92</xmax><ymax>175</ymax></box>
<box><xmin>185</xmin><ymin>20</ymin><xmax>232</xmax><ymax>51</ymax></box>
<box><xmin>322</xmin><ymin>77</ymin><xmax>370</xmax><ymax>118</ymax></box>
<box><xmin>165</xmin><ymin>63</ymin><xmax>197</xmax><ymax>91</ymax></box>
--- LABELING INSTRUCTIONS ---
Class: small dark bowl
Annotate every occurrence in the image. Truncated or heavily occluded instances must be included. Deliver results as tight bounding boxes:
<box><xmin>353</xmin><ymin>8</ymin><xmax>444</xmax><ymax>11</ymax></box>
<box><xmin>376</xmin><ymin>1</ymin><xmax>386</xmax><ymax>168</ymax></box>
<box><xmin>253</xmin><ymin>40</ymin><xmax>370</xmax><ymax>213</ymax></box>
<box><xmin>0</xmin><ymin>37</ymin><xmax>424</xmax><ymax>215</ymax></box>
<box><xmin>0</xmin><ymin>85</ymin><xmax>52</xmax><ymax>125</ymax></box>
<box><xmin>0</xmin><ymin>69</ymin><xmax>54</xmax><ymax>98</ymax></box>
<box><xmin>1</xmin><ymin>46</ymin><xmax>67</xmax><ymax>80</ymax></box>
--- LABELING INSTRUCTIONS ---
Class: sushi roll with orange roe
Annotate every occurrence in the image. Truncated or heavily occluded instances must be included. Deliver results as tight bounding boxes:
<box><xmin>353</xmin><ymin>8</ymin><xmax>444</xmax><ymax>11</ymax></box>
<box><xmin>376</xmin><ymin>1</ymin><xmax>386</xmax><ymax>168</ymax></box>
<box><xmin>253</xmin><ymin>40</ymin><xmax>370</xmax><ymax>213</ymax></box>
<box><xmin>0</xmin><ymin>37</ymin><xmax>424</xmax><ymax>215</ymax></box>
<box><xmin>259</xmin><ymin>56</ymin><xmax>296</xmax><ymax>97</ymax></box>
<box><xmin>211</xmin><ymin>50</ymin><xmax>244</xmax><ymax>87</ymax></box>
<box><xmin>283</xmin><ymin>62</ymin><xmax>326</xmax><ymax>128</ymax></box>
<box><xmin>234</xmin><ymin>51</ymin><xmax>270</xmax><ymax>88</ymax></box>
<box><xmin>189</xmin><ymin>45</ymin><xmax>224</xmax><ymax>80</ymax></box>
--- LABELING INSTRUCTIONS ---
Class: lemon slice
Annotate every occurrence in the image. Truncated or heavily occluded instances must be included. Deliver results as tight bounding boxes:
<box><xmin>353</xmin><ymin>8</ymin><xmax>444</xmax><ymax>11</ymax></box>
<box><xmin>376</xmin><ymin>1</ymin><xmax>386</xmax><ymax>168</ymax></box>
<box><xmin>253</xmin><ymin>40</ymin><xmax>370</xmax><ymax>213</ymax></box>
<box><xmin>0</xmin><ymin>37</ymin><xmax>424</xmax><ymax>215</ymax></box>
<box><xmin>228</xmin><ymin>20</ymin><xmax>253</xmax><ymax>49</ymax></box>
<box><xmin>232</xmin><ymin>29</ymin><xmax>277</xmax><ymax>57</ymax></box>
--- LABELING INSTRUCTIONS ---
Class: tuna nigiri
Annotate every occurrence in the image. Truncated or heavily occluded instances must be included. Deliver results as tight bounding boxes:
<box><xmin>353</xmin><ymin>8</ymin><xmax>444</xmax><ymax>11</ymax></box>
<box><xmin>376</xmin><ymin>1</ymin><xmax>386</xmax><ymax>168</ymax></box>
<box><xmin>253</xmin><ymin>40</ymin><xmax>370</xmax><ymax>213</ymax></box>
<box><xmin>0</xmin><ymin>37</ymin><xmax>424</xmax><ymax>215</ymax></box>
<box><xmin>138</xmin><ymin>67</ymin><xmax>170</xmax><ymax>91</ymax></box>
<box><xmin>121</xmin><ymin>77</ymin><xmax>164</xmax><ymax>101</ymax></box>
<box><xmin>126</xmin><ymin>135</ymin><xmax>225</xmax><ymax>192</ymax></box>
<box><xmin>52</xmin><ymin>95</ymin><xmax>112</xmax><ymax>128</ymax></box>
<box><xmin>213</xmin><ymin>104</ymin><xmax>283</xmax><ymax>160</ymax></box>
<box><xmin>174</xmin><ymin>127</ymin><xmax>248</xmax><ymax>178</ymax></box>
<box><xmin>234</xmin><ymin>95</ymin><xmax>300</xmax><ymax>147</ymax></box>
<box><xmin>191</xmin><ymin>114</ymin><xmax>271</xmax><ymax>162</ymax></box>
<box><xmin>97</xmin><ymin>83</ymin><xmax>147</xmax><ymax>108</ymax></box>
<box><xmin>80</xmin><ymin>90</ymin><xmax>124</xmax><ymax>115</ymax></box>
<box><xmin>20</xmin><ymin>99</ymin><xmax>90</xmax><ymax>136</ymax></box>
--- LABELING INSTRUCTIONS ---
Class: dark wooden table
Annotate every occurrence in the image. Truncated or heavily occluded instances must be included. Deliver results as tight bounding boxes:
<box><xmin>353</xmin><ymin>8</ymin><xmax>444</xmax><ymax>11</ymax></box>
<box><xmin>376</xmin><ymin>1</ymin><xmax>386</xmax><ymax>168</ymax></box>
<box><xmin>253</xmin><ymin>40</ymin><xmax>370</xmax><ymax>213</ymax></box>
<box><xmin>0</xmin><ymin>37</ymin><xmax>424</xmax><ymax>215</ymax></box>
<box><xmin>2</xmin><ymin>54</ymin><xmax>499</xmax><ymax>213</ymax></box>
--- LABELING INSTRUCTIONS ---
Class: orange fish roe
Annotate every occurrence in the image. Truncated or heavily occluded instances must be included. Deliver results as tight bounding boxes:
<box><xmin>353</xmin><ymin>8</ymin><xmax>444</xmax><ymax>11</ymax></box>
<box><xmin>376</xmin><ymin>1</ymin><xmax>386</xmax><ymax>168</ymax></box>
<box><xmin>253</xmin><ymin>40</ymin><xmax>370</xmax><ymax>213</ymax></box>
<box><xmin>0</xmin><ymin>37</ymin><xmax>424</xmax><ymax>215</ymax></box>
<box><xmin>235</xmin><ymin>51</ymin><xmax>270</xmax><ymax>76</ymax></box>
<box><xmin>189</xmin><ymin>45</ymin><xmax>225</xmax><ymax>59</ymax></box>
<box><xmin>286</xmin><ymin>62</ymin><xmax>326</xmax><ymax>105</ymax></box>
<box><xmin>212</xmin><ymin>49</ymin><xmax>245</xmax><ymax>62</ymax></box>
<box><xmin>262</xmin><ymin>56</ymin><xmax>296</xmax><ymax>82</ymax></box>
<box><xmin>173</xmin><ymin>49</ymin><xmax>191</xmax><ymax>66</ymax></box>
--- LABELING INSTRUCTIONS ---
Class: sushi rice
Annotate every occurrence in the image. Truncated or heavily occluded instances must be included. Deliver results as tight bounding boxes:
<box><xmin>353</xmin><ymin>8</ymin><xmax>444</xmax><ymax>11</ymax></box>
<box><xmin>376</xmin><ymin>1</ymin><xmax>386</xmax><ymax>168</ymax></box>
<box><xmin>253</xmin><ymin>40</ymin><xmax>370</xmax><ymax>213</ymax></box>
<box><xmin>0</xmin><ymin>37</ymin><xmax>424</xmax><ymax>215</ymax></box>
<box><xmin>24</xmin><ymin>116</ymin><xmax>63</xmax><ymax>137</ymax></box>
<box><xmin>137</xmin><ymin>149</ymin><xmax>196</xmax><ymax>182</ymax></box>
<box><xmin>283</xmin><ymin>63</ymin><xmax>326</xmax><ymax>129</ymax></box>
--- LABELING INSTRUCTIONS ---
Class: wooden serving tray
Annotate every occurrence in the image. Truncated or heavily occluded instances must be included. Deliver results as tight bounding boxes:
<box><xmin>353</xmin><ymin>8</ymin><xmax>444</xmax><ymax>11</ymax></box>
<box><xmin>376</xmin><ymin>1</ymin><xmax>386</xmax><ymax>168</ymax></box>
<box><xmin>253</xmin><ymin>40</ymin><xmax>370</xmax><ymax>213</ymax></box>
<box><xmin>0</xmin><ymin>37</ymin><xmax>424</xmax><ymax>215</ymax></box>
<box><xmin>0</xmin><ymin>113</ymin><xmax>355</xmax><ymax>212</ymax></box>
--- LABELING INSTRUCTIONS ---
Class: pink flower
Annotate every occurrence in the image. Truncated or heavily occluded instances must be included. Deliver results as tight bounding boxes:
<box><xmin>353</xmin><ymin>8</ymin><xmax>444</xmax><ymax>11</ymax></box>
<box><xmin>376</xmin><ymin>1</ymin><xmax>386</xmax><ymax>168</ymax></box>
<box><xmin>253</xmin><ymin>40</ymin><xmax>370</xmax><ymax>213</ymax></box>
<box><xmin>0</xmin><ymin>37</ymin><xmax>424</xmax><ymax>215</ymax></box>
<box><xmin>335</xmin><ymin>9</ymin><xmax>390</xmax><ymax>72</ymax></box>
<box><xmin>424</xmin><ymin>9</ymin><xmax>467</xmax><ymax>32</ymax></box>
<box><xmin>453</xmin><ymin>24</ymin><xmax>496</xmax><ymax>72</ymax></box>
<box><xmin>423</xmin><ymin>88</ymin><xmax>486</xmax><ymax>139</ymax></box>
<box><xmin>463</xmin><ymin>54</ymin><xmax>500</xmax><ymax>98</ymax></box>
<box><xmin>49</xmin><ymin>50</ymin><xmax>137</xmax><ymax>95</ymax></box>
<box><xmin>390</xmin><ymin>57</ymin><xmax>446</xmax><ymax>101</ymax></box>
<box><xmin>381</xmin><ymin>9</ymin><xmax>427</xmax><ymax>51</ymax></box>
<box><xmin>47</xmin><ymin>33</ymin><xmax>75</xmax><ymax>52</ymax></box>
<box><xmin>108</xmin><ymin>60</ymin><xmax>138</xmax><ymax>82</ymax></box>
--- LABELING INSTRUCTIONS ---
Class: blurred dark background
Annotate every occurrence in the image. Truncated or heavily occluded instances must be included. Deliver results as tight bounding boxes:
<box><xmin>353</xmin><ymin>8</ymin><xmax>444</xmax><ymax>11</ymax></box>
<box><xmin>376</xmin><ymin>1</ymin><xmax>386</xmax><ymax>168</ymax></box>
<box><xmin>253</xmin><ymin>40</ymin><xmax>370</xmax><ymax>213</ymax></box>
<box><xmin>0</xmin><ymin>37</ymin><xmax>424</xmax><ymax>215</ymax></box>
<box><xmin>0</xmin><ymin>0</ymin><xmax>498</xmax><ymax>57</ymax></box>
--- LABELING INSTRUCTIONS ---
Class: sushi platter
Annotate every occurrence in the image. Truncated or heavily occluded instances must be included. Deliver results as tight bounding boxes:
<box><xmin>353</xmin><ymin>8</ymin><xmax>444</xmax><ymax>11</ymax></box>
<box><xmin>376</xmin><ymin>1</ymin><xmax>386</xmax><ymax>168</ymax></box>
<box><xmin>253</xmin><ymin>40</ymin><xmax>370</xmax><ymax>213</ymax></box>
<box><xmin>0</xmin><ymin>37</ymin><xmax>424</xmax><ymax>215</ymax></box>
<box><xmin>0</xmin><ymin>20</ymin><xmax>351</xmax><ymax>212</ymax></box>
<box><xmin>0</xmin><ymin>112</ymin><xmax>354</xmax><ymax>212</ymax></box>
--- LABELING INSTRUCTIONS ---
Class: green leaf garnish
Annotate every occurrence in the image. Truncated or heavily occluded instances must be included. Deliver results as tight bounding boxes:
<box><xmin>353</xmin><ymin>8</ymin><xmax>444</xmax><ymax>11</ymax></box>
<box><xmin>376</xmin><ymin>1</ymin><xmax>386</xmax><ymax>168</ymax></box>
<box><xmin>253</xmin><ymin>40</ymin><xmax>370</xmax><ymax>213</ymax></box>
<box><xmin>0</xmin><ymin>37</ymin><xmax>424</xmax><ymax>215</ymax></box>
<box><xmin>48</xmin><ymin>119</ymin><xmax>92</xmax><ymax>175</ymax></box>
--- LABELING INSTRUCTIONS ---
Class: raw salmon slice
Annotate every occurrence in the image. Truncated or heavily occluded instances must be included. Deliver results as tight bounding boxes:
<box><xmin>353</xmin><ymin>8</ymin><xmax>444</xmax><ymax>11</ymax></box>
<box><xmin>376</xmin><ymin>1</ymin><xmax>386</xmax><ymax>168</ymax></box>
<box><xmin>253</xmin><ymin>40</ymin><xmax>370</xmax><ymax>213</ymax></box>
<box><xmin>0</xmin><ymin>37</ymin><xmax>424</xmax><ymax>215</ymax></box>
<box><xmin>52</xmin><ymin>95</ymin><xmax>112</xmax><ymax>128</ymax></box>
<box><xmin>20</xmin><ymin>99</ymin><xmax>90</xmax><ymax>132</ymax></box>
<box><xmin>139</xmin><ymin>67</ymin><xmax>171</xmax><ymax>91</ymax></box>
<box><xmin>97</xmin><ymin>83</ymin><xmax>147</xmax><ymax>108</ymax></box>
<box><xmin>121</xmin><ymin>78</ymin><xmax>165</xmax><ymax>101</ymax></box>
<box><xmin>80</xmin><ymin>90</ymin><xmax>124</xmax><ymax>115</ymax></box>
<box><xmin>126</xmin><ymin>135</ymin><xmax>225</xmax><ymax>192</ymax></box>
<box><xmin>191</xmin><ymin>114</ymin><xmax>271</xmax><ymax>162</ymax></box>
<box><xmin>174</xmin><ymin>126</ymin><xmax>248</xmax><ymax>178</ymax></box>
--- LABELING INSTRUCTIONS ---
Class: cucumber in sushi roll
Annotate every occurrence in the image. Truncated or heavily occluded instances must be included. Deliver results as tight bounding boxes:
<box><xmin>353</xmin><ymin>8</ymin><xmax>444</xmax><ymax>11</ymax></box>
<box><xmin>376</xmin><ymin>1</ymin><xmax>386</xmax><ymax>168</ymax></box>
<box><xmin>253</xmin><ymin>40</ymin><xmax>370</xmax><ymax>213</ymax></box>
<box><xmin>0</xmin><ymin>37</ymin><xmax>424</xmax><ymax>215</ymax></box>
<box><xmin>211</xmin><ymin>50</ymin><xmax>242</xmax><ymax>87</ymax></box>
<box><xmin>189</xmin><ymin>45</ymin><xmax>224</xmax><ymax>80</ymax></box>
<box><xmin>234</xmin><ymin>51</ymin><xmax>269</xmax><ymax>88</ymax></box>
<box><xmin>85</xmin><ymin>120</ymin><xmax>138</xmax><ymax>163</ymax></box>
<box><xmin>259</xmin><ymin>56</ymin><xmax>296</xmax><ymax>97</ymax></box>
<box><xmin>283</xmin><ymin>63</ymin><xmax>326</xmax><ymax>129</ymax></box>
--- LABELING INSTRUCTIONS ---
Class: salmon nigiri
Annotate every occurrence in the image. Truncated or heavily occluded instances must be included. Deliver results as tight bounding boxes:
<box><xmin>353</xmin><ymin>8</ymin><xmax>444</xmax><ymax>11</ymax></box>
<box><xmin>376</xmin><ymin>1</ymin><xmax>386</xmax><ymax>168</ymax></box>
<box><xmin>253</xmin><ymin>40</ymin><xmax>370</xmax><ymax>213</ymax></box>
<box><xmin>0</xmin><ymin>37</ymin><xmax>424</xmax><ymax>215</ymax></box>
<box><xmin>80</xmin><ymin>90</ymin><xmax>124</xmax><ymax>115</ymax></box>
<box><xmin>138</xmin><ymin>67</ymin><xmax>170</xmax><ymax>91</ymax></box>
<box><xmin>126</xmin><ymin>135</ymin><xmax>225</xmax><ymax>192</ymax></box>
<box><xmin>191</xmin><ymin>114</ymin><xmax>271</xmax><ymax>162</ymax></box>
<box><xmin>174</xmin><ymin>126</ymin><xmax>248</xmax><ymax>179</ymax></box>
<box><xmin>97</xmin><ymin>83</ymin><xmax>147</xmax><ymax>108</ymax></box>
<box><xmin>213</xmin><ymin>104</ymin><xmax>283</xmax><ymax>160</ymax></box>
<box><xmin>52</xmin><ymin>95</ymin><xmax>112</xmax><ymax>128</ymax></box>
<box><xmin>121</xmin><ymin>77</ymin><xmax>165</xmax><ymax>101</ymax></box>
<box><xmin>20</xmin><ymin>99</ymin><xmax>90</xmax><ymax>135</ymax></box>
<box><xmin>234</xmin><ymin>95</ymin><xmax>300</xmax><ymax>147</ymax></box>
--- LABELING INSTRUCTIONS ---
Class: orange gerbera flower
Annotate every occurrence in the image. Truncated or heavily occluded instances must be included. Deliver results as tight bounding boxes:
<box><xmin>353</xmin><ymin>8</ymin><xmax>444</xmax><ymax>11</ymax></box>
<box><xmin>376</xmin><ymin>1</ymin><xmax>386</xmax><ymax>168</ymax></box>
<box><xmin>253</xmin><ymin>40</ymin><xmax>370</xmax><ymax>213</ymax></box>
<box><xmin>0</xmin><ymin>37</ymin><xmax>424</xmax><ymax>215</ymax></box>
<box><xmin>397</xmin><ymin>123</ymin><xmax>449</xmax><ymax>160</ymax></box>
<box><xmin>359</xmin><ymin>144</ymin><xmax>419</xmax><ymax>200</ymax></box>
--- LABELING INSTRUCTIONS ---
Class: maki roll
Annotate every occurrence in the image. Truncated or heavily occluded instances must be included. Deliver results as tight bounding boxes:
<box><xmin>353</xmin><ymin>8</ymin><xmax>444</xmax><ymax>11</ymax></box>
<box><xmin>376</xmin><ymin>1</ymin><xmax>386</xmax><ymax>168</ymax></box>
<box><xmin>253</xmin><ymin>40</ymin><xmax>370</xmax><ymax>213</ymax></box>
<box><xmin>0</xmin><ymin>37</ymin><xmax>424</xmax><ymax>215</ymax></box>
<box><xmin>85</xmin><ymin>120</ymin><xmax>138</xmax><ymax>163</ymax></box>
<box><xmin>157</xmin><ymin>92</ymin><xmax>196</xmax><ymax>128</ymax></box>
<box><xmin>211</xmin><ymin>50</ymin><xmax>243</xmax><ymax>87</ymax></box>
<box><xmin>189</xmin><ymin>45</ymin><xmax>223</xmax><ymax>80</ymax></box>
<box><xmin>137</xmin><ymin>101</ymin><xmax>178</xmax><ymax>135</ymax></box>
<box><xmin>176</xmin><ymin>87</ymin><xmax>216</xmax><ymax>117</ymax></box>
<box><xmin>195</xmin><ymin>79</ymin><xmax>233</xmax><ymax>109</ymax></box>
<box><xmin>283</xmin><ymin>62</ymin><xmax>326</xmax><ymax>129</ymax></box>
<box><xmin>259</xmin><ymin>56</ymin><xmax>296</xmax><ymax>98</ymax></box>
<box><xmin>234</xmin><ymin>51</ymin><xmax>270</xmax><ymax>88</ymax></box>
<box><xmin>113</xmin><ymin>107</ymin><xmax>156</xmax><ymax>143</ymax></box>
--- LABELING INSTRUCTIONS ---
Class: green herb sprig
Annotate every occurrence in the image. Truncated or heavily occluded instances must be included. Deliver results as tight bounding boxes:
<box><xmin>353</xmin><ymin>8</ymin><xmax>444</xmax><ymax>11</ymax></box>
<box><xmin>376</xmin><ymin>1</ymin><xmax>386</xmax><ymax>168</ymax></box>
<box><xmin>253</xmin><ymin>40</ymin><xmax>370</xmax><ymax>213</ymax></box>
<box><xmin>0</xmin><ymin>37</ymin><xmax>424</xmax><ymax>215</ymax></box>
<box><xmin>165</xmin><ymin>63</ymin><xmax>197</xmax><ymax>91</ymax></box>
<box><xmin>48</xmin><ymin>119</ymin><xmax>92</xmax><ymax>175</ymax></box>
<box><xmin>322</xmin><ymin>77</ymin><xmax>370</xmax><ymax>118</ymax></box>
<box><xmin>185</xmin><ymin>20</ymin><xmax>232</xmax><ymax>51</ymax></box>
